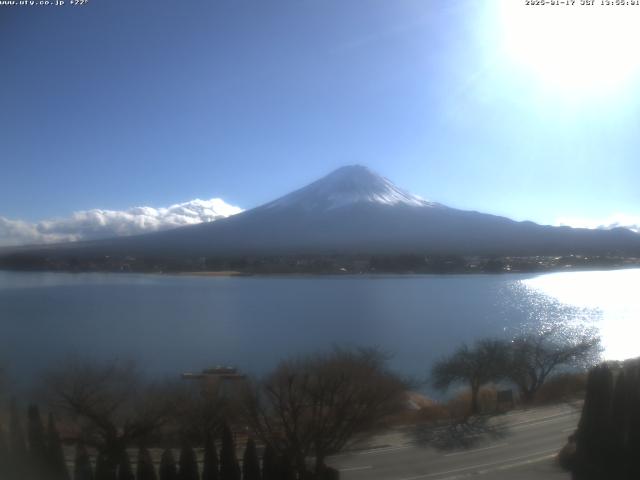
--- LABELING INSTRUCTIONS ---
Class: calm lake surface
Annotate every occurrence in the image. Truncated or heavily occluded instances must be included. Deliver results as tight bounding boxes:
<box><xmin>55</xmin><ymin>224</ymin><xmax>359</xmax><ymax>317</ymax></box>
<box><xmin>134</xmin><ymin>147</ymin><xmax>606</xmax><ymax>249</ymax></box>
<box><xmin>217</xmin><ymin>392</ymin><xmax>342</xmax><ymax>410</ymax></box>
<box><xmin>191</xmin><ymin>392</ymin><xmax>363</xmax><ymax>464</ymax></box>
<box><xmin>1</xmin><ymin>269</ymin><xmax>638</xmax><ymax>389</ymax></box>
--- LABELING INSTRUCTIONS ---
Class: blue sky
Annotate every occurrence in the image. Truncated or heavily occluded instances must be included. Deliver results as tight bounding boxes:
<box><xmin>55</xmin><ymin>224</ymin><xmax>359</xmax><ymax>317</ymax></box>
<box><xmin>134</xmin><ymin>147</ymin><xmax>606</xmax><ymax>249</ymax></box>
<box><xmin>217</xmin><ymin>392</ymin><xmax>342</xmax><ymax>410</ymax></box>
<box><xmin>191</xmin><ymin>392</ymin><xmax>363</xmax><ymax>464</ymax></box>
<box><xmin>2</xmin><ymin>0</ymin><xmax>640</xmax><ymax>230</ymax></box>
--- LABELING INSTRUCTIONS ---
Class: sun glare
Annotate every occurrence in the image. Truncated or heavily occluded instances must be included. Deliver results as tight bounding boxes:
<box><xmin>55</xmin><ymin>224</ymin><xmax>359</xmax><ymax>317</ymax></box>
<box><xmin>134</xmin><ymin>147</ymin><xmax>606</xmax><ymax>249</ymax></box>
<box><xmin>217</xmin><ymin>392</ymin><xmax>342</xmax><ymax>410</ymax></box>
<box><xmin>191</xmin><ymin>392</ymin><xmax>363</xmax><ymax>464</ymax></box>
<box><xmin>523</xmin><ymin>270</ymin><xmax>640</xmax><ymax>361</ymax></box>
<box><xmin>498</xmin><ymin>1</ymin><xmax>640</xmax><ymax>95</ymax></box>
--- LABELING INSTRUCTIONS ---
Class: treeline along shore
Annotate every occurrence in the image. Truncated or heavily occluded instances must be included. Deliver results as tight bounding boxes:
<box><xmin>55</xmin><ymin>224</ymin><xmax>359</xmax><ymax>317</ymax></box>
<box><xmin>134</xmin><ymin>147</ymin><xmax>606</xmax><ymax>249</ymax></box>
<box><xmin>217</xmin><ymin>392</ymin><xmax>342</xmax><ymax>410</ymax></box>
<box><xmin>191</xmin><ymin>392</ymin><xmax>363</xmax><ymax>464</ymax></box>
<box><xmin>1</xmin><ymin>252</ymin><xmax>639</xmax><ymax>275</ymax></box>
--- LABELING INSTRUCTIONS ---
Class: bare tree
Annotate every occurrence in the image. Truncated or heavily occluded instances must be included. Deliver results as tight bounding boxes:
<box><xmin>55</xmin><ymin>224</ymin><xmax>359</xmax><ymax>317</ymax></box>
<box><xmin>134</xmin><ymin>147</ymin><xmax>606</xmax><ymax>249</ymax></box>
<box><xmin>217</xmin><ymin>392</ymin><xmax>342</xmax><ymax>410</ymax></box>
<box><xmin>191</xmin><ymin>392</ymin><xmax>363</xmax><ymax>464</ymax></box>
<box><xmin>431</xmin><ymin>339</ymin><xmax>508</xmax><ymax>415</ymax></box>
<box><xmin>242</xmin><ymin>347</ymin><xmax>407</xmax><ymax>478</ymax></box>
<box><xmin>165</xmin><ymin>379</ymin><xmax>239</xmax><ymax>445</ymax></box>
<box><xmin>159</xmin><ymin>384</ymin><xmax>214</xmax><ymax>445</ymax></box>
<box><xmin>505</xmin><ymin>326</ymin><xmax>601</xmax><ymax>403</ymax></box>
<box><xmin>42</xmin><ymin>358</ymin><xmax>178</xmax><ymax>474</ymax></box>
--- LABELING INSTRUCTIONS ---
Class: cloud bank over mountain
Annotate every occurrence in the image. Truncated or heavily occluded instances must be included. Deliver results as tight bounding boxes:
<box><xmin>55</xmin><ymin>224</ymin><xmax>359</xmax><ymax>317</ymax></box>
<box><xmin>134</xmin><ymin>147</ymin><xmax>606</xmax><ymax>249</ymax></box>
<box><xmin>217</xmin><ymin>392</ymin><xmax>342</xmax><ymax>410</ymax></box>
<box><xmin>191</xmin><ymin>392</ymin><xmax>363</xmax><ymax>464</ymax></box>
<box><xmin>0</xmin><ymin>198</ymin><xmax>243</xmax><ymax>247</ymax></box>
<box><xmin>556</xmin><ymin>214</ymin><xmax>640</xmax><ymax>234</ymax></box>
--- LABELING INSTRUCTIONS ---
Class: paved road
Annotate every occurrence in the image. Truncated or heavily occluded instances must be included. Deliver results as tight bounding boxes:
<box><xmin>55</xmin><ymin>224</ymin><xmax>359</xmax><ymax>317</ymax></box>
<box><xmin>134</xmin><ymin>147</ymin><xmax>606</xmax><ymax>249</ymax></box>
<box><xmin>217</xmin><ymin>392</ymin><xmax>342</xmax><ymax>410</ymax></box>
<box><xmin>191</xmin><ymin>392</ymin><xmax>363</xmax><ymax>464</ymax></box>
<box><xmin>328</xmin><ymin>404</ymin><xmax>580</xmax><ymax>480</ymax></box>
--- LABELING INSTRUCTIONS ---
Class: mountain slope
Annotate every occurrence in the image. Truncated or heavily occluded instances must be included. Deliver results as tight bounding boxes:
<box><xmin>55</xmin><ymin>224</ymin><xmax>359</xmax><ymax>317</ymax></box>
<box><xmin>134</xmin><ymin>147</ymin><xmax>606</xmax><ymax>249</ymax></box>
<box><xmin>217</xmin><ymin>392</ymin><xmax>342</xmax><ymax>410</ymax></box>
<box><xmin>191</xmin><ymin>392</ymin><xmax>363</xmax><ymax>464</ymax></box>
<box><xmin>3</xmin><ymin>165</ymin><xmax>640</xmax><ymax>258</ymax></box>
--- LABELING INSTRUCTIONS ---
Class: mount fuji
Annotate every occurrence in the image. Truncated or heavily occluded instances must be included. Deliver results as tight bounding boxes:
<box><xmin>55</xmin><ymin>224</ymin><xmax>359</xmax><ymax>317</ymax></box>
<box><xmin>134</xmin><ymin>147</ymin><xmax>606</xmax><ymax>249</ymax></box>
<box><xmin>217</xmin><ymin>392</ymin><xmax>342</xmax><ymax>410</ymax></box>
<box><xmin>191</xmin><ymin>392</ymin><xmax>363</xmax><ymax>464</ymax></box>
<box><xmin>4</xmin><ymin>165</ymin><xmax>640</xmax><ymax>259</ymax></box>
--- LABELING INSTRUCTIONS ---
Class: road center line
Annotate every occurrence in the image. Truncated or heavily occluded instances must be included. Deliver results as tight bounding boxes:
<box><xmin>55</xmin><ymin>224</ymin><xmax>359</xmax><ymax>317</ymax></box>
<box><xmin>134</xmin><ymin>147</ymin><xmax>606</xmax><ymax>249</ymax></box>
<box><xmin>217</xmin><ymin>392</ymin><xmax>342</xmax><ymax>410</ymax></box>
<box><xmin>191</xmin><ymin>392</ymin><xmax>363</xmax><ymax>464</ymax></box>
<box><xmin>443</xmin><ymin>442</ymin><xmax>508</xmax><ymax>457</ymax></box>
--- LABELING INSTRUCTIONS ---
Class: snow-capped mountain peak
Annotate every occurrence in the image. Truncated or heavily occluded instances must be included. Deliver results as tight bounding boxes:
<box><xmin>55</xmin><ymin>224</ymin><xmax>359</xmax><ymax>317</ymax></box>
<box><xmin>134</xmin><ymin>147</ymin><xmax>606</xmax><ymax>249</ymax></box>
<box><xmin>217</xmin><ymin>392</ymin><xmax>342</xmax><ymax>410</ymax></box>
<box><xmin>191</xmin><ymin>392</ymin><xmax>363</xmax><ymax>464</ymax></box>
<box><xmin>262</xmin><ymin>165</ymin><xmax>438</xmax><ymax>211</ymax></box>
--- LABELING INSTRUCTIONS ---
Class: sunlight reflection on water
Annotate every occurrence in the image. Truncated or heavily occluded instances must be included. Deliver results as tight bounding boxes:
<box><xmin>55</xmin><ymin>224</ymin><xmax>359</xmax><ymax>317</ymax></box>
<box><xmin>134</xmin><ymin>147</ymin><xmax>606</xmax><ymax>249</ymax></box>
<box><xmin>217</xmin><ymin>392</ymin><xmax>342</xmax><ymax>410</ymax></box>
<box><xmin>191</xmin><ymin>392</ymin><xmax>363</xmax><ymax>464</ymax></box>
<box><xmin>520</xmin><ymin>268</ymin><xmax>640</xmax><ymax>361</ymax></box>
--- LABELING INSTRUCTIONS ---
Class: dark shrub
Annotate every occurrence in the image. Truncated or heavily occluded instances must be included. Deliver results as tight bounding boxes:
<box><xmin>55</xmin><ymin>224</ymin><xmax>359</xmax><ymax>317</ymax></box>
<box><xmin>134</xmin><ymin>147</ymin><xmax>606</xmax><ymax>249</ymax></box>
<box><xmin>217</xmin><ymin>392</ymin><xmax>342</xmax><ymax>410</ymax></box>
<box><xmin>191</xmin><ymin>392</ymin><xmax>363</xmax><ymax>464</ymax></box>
<box><xmin>178</xmin><ymin>444</ymin><xmax>199</xmax><ymax>480</ymax></box>
<box><xmin>74</xmin><ymin>444</ymin><xmax>94</xmax><ymax>480</ymax></box>
<box><xmin>242</xmin><ymin>438</ymin><xmax>260</xmax><ymax>480</ymax></box>
<box><xmin>159</xmin><ymin>449</ymin><xmax>178</xmax><ymax>480</ymax></box>
<box><xmin>220</xmin><ymin>425</ymin><xmax>240</xmax><ymax>480</ymax></box>
<box><xmin>202</xmin><ymin>434</ymin><xmax>219</xmax><ymax>480</ymax></box>
<box><xmin>136</xmin><ymin>447</ymin><xmax>157</xmax><ymax>480</ymax></box>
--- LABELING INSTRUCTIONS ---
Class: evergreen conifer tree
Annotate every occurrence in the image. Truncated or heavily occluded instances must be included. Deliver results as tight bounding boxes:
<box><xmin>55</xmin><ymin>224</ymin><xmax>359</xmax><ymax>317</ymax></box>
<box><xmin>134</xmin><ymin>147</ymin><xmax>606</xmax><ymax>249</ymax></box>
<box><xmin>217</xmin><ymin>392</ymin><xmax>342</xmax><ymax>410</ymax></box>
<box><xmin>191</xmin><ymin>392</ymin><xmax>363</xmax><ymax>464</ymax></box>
<box><xmin>575</xmin><ymin>364</ymin><xmax>614</xmax><ymax>479</ymax></box>
<box><xmin>220</xmin><ymin>424</ymin><xmax>240</xmax><ymax>480</ymax></box>
<box><xmin>159</xmin><ymin>449</ymin><xmax>178</xmax><ymax>480</ymax></box>
<box><xmin>626</xmin><ymin>362</ymin><xmax>640</xmax><ymax>480</ymax></box>
<box><xmin>0</xmin><ymin>424</ymin><xmax>9</xmax><ymax>480</ymax></box>
<box><xmin>95</xmin><ymin>452</ymin><xmax>107</xmax><ymax>480</ymax></box>
<box><xmin>9</xmin><ymin>400</ymin><xmax>27</xmax><ymax>478</ymax></box>
<box><xmin>242</xmin><ymin>439</ymin><xmax>261</xmax><ymax>480</ymax></box>
<box><xmin>178</xmin><ymin>444</ymin><xmax>199</xmax><ymax>480</ymax></box>
<box><xmin>136</xmin><ymin>447</ymin><xmax>157</xmax><ymax>480</ymax></box>
<box><xmin>27</xmin><ymin>405</ymin><xmax>48</xmax><ymax>476</ymax></box>
<box><xmin>117</xmin><ymin>450</ymin><xmax>135</xmax><ymax>480</ymax></box>
<box><xmin>96</xmin><ymin>450</ymin><xmax>119</xmax><ymax>480</ymax></box>
<box><xmin>202</xmin><ymin>434</ymin><xmax>219</xmax><ymax>480</ymax></box>
<box><xmin>47</xmin><ymin>413</ymin><xmax>71</xmax><ymax>480</ymax></box>
<box><xmin>260</xmin><ymin>445</ymin><xmax>277</xmax><ymax>480</ymax></box>
<box><xmin>278</xmin><ymin>452</ymin><xmax>296</xmax><ymax>480</ymax></box>
<box><xmin>609</xmin><ymin>369</ymin><xmax>630</xmax><ymax>478</ymax></box>
<box><xmin>74</xmin><ymin>443</ymin><xmax>94</xmax><ymax>480</ymax></box>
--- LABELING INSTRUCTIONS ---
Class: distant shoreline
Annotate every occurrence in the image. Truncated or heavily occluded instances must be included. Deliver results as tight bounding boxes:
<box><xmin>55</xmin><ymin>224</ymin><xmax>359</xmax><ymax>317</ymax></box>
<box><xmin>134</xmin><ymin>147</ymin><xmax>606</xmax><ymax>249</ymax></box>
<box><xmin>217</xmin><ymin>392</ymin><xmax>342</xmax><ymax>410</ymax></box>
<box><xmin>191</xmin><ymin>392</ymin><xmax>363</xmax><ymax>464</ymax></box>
<box><xmin>172</xmin><ymin>270</ymin><xmax>249</xmax><ymax>277</ymax></box>
<box><xmin>2</xmin><ymin>253</ymin><xmax>640</xmax><ymax>277</ymax></box>
<box><xmin>4</xmin><ymin>264</ymin><xmax>637</xmax><ymax>278</ymax></box>
<box><xmin>166</xmin><ymin>263</ymin><xmax>640</xmax><ymax>278</ymax></box>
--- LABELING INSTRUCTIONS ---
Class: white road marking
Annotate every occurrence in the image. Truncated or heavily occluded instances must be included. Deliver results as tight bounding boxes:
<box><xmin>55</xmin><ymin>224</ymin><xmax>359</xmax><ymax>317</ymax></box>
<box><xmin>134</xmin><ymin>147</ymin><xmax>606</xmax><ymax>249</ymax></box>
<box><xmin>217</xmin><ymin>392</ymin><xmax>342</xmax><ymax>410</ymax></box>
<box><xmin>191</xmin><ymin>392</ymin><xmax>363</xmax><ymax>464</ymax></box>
<box><xmin>339</xmin><ymin>465</ymin><xmax>373</xmax><ymax>472</ymax></box>
<box><xmin>332</xmin><ymin>445</ymin><xmax>404</xmax><ymax>459</ymax></box>
<box><xmin>478</xmin><ymin>453</ymin><xmax>556</xmax><ymax>474</ymax></box>
<box><xmin>507</xmin><ymin>411</ymin><xmax>578</xmax><ymax>428</ymax></box>
<box><xmin>434</xmin><ymin>454</ymin><xmax>556</xmax><ymax>480</ymax></box>
<box><xmin>509</xmin><ymin>416</ymin><xmax>577</xmax><ymax>431</ymax></box>
<box><xmin>396</xmin><ymin>448</ymin><xmax>559</xmax><ymax>480</ymax></box>
<box><xmin>443</xmin><ymin>442</ymin><xmax>508</xmax><ymax>457</ymax></box>
<box><xmin>359</xmin><ymin>445</ymin><xmax>411</xmax><ymax>456</ymax></box>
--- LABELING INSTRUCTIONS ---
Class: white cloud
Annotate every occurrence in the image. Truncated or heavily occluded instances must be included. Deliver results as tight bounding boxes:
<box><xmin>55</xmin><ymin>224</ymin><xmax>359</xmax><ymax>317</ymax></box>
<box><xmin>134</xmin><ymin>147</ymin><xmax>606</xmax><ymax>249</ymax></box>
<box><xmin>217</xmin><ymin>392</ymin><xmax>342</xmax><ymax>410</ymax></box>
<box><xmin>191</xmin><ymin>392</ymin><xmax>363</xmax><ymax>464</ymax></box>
<box><xmin>0</xmin><ymin>198</ymin><xmax>243</xmax><ymax>247</ymax></box>
<box><xmin>555</xmin><ymin>213</ymin><xmax>640</xmax><ymax>233</ymax></box>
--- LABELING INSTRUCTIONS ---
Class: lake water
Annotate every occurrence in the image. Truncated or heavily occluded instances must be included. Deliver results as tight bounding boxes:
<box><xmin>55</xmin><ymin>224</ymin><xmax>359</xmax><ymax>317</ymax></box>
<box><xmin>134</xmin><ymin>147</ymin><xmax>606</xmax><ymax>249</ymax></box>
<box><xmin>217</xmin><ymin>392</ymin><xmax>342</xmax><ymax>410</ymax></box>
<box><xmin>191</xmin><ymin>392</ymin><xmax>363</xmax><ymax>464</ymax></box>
<box><xmin>0</xmin><ymin>269</ymin><xmax>638</xmax><ymax>390</ymax></box>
